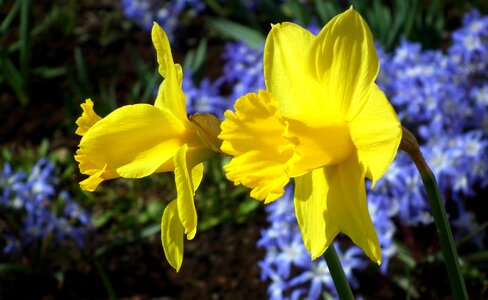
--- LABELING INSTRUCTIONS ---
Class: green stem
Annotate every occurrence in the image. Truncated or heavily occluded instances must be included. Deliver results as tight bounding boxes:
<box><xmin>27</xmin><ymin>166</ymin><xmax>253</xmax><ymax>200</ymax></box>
<box><xmin>324</xmin><ymin>244</ymin><xmax>355</xmax><ymax>300</ymax></box>
<box><xmin>20</xmin><ymin>0</ymin><xmax>30</xmax><ymax>81</ymax></box>
<box><xmin>400</xmin><ymin>127</ymin><xmax>468</xmax><ymax>300</ymax></box>
<box><xmin>93</xmin><ymin>257</ymin><xmax>117</xmax><ymax>300</ymax></box>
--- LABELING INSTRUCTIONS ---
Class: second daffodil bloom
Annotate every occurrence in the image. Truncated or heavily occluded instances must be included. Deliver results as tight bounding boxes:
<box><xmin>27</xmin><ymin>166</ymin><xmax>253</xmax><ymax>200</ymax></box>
<box><xmin>219</xmin><ymin>7</ymin><xmax>402</xmax><ymax>264</ymax></box>
<box><xmin>75</xmin><ymin>23</ymin><xmax>221</xmax><ymax>271</ymax></box>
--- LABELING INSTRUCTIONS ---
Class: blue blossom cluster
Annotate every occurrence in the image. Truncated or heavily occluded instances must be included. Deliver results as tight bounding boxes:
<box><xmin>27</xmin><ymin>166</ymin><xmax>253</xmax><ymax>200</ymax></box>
<box><xmin>257</xmin><ymin>187</ymin><xmax>370</xmax><ymax>300</ymax></box>
<box><xmin>120</xmin><ymin>0</ymin><xmax>205</xmax><ymax>40</ymax></box>
<box><xmin>181</xmin><ymin>43</ymin><xmax>265</xmax><ymax>118</ymax></box>
<box><xmin>221</xmin><ymin>42</ymin><xmax>265</xmax><ymax>102</ymax></box>
<box><xmin>375</xmin><ymin>9</ymin><xmax>488</xmax><ymax>229</ymax></box>
<box><xmin>182</xmin><ymin>71</ymin><xmax>228</xmax><ymax>117</ymax></box>
<box><xmin>0</xmin><ymin>158</ymin><xmax>91</xmax><ymax>254</ymax></box>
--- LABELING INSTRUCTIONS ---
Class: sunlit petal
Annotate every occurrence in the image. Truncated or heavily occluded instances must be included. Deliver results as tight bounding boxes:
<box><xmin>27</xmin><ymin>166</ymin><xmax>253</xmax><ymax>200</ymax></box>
<box><xmin>219</xmin><ymin>91</ymin><xmax>294</xmax><ymax>203</ymax></box>
<box><xmin>294</xmin><ymin>168</ymin><xmax>339</xmax><ymax>259</ymax></box>
<box><xmin>174</xmin><ymin>144</ymin><xmax>198</xmax><ymax>240</ymax></box>
<box><xmin>76</xmin><ymin>104</ymin><xmax>186</xmax><ymax>191</ymax></box>
<box><xmin>324</xmin><ymin>153</ymin><xmax>381</xmax><ymax>264</ymax></box>
<box><xmin>78</xmin><ymin>164</ymin><xmax>106</xmax><ymax>192</ymax></box>
<box><xmin>308</xmin><ymin>7</ymin><xmax>379</xmax><ymax>120</ymax></box>
<box><xmin>350</xmin><ymin>84</ymin><xmax>402</xmax><ymax>187</ymax></box>
<box><xmin>264</xmin><ymin>22</ymin><xmax>319</xmax><ymax>117</ymax></box>
<box><xmin>151</xmin><ymin>22</ymin><xmax>187</xmax><ymax>120</ymax></box>
<box><xmin>75</xmin><ymin>99</ymin><xmax>102</xmax><ymax>136</ymax></box>
<box><xmin>161</xmin><ymin>200</ymin><xmax>184</xmax><ymax>272</ymax></box>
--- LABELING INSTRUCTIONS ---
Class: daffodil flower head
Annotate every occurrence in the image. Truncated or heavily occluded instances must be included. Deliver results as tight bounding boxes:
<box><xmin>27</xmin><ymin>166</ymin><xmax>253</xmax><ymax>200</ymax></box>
<box><xmin>74</xmin><ymin>23</ymin><xmax>222</xmax><ymax>271</ymax></box>
<box><xmin>219</xmin><ymin>7</ymin><xmax>402</xmax><ymax>264</ymax></box>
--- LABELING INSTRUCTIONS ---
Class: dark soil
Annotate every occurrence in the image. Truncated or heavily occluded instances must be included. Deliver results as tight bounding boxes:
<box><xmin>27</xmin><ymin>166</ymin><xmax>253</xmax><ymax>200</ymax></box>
<box><xmin>0</xmin><ymin>217</ymin><xmax>268</xmax><ymax>299</ymax></box>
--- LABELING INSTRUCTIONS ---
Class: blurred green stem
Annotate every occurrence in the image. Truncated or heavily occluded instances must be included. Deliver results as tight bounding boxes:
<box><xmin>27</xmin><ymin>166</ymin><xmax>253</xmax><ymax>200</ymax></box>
<box><xmin>400</xmin><ymin>127</ymin><xmax>468</xmax><ymax>300</ymax></box>
<box><xmin>20</xmin><ymin>0</ymin><xmax>31</xmax><ymax>81</ymax></box>
<box><xmin>324</xmin><ymin>244</ymin><xmax>355</xmax><ymax>300</ymax></box>
<box><xmin>93</xmin><ymin>257</ymin><xmax>117</xmax><ymax>300</ymax></box>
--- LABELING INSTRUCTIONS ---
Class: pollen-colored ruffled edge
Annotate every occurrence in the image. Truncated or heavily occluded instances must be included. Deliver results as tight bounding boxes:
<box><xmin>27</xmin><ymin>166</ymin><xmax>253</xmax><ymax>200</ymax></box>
<box><xmin>77</xmin><ymin>163</ymin><xmax>107</xmax><ymax>192</ymax></box>
<box><xmin>75</xmin><ymin>99</ymin><xmax>102</xmax><ymax>136</ymax></box>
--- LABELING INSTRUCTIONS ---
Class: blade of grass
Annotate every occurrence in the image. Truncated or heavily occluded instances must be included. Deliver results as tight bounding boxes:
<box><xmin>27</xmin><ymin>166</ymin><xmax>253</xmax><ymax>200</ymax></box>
<box><xmin>207</xmin><ymin>18</ymin><xmax>265</xmax><ymax>49</ymax></box>
<box><xmin>141</xmin><ymin>70</ymin><xmax>160</xmax><ymax>101</ymax></box>
<box><xmin>0</xmin><ymin>52</ymin><xmax>29</xmax><ymax>104</ymax></box>
<box><xmin>0</xmin><ymin>1</ymin><xmax>19</xmax><ymax>34</ymax></box>
<box><xmin>93</xmin><ymin>257</ymin><xmax>117</xmax><ymax>300</ymax></box>
<box><xmin>19</xmin><ymin>0</ymin><xmax>31</xmax><ymax>81</ymax></box>
<box><xmin>74</xmin><ymin>46</ymin><xmax>93</xmax><ymax>97</ymax></box>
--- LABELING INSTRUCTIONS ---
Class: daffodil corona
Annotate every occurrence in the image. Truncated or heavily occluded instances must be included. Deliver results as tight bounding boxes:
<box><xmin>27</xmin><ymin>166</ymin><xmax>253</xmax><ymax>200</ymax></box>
<box><xmin>75</xmin><ymin>23</ymin><xmax>221</xmax><ymax>271</ymax></box>
<box><xmin>220</xmin><ymin>7</ymin><xmax>402</xmax><ymax>263</ymax></box>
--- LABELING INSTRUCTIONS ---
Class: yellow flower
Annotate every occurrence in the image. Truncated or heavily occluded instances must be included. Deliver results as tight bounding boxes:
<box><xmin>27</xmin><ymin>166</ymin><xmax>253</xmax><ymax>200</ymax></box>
<box><xmin>75</xmin><ymin>23</ymin><xmax>221</xmax><ymax>271</ymax></box>
<box><xmin>219</xmin><ymin>7</ymin><xmax>402</xmax><ymax>263</ymax></box>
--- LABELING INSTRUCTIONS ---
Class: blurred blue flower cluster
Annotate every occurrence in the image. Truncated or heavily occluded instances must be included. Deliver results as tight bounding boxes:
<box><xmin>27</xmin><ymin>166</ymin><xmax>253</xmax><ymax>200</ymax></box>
<box><xmin>257</xmin><ymin>187</ymin><xmax>369</xmax><ymax>300</ymax></box>
<box><xmin>375</xmin><ymin>9</ymin><xmax>488</xmax><ymax>228</ymax></box>
<box><xmin>120</xmin><ymin>0</ymin><xmax>205</xmax><ymax>41</ymax></box>
<box><xmin>221</xmin><ymin>42</ymin><xmax>265</xmax><ymax>102</ymax></box>
<box><xmin>182</xmin><ymin>71</ymin><xmax>228</xmax><ymax>117</ymax></box>
<box><xmin>181</xmin><ymin>42</ymin><xmax>265</xmax><ymax>118</ymax></box>
<box><xmin>0</xmin><ymin>158</ymin><xmax>91</xmax><ymax>254</ymax></box>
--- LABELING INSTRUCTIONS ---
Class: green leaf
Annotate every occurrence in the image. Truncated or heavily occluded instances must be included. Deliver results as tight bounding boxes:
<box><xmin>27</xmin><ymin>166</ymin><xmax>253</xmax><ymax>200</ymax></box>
<box><xmin>315</xmin><ymin>0</ymin><xmax>341</xmax><ymax>24</ymax></box>
<box><xmin>184</xmin><ymin>38</ymin><xmax>208</xmax><ymax>73</ymax></box>
<box><xmin>0</xmin><ymin>264</ymin><xmax>31</xmax><ymax>274</ymax></box>
<box><xmin>0</xmin><ymin>1</ymin><xmax>19</xmax><ymax>34</ymax></box>
<box><xmin>207</xmin><ymin>18</ymin><xmax>265</xmax><ymax>49</ymax></box>
<box><xmin>237</xmin><ymin>198</ymin><xmax>260</xmax><ymax>216</ymax></box>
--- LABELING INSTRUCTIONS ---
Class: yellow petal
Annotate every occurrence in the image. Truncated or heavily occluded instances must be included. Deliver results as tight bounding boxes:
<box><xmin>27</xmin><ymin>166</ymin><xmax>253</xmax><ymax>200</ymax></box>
<box><xmin>161</xmin><ymin>200</ymin><xmax>184</xmax><ymax>272</ymax></box>
<box><xmin>78</xmin><ymin>164</ymin><xmax>107</xmax><ymax>192</ymax></box>
<box><xmin>219</xmin><ymin>91</ymin><xmax>293</xmax><ymax>203</ymax></box>
<box><xmin>75</xmin><ymin>99</ymin><xmax>102</xmax><ymax>136</ymax></box>
<box><xmin>76</xmin><ymin>104</ymin><xmax>186</xmax><ymax>190</ymax></box>
<box><xmin>263</xmin><ymin>22</ymin><xmax>318</xmax><ymax>117</ymax></box>
<box><xmin>191</xmin><ymin>162</ymin><xmax>204</xmax><ymax>191</ymax></box>
<box><xmin>294</xmin><ymin>168</ymin><xmax>339</xmax><ymax>259</ymax></box>
<box><xmin>350</xmin><ymin>84</ymin><xmax>402</xmax><ymax>187</ymax></box>
<box><xmin>308</xmin><ymin>7</ymin><xmax>379</xmax><ymax>121</ymax></box>
<box><xmin>324</xmin><ymin>153</ymin><xmax>381</xmax><ymax>264</ymax></box>
<box><xmin>151</xmin><ymin>22</ymin><xmax>187</xmax><ymax>121</ymax></box>
<box><xmin>174</xmin><ymin>144</ymin><xmax>200</xmax><ymax>240</ymax></box>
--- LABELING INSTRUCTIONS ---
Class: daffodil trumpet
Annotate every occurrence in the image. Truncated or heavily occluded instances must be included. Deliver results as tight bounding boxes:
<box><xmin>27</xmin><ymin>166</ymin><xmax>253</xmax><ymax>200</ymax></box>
<box><xmin>75</xmin><ymin>23</ymin><xmax>222</xmax><ymax>272</ymax></box>
<box><xmin>219</xmin><ymin>7</ymin><xmax>402</xmax><ymax>265</ymax></box>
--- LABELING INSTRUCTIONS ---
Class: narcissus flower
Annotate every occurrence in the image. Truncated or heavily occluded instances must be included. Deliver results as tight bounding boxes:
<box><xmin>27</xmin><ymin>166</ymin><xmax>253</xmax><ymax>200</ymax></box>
<box><xmin>219</xmin><ymin>7</ymin><xmax>402</xmax><ymax>263</ymax></box>
<box><xmin>75</xmin><ymin>23</ymin><xmax>221</xmax><ymax>271</ymax></box>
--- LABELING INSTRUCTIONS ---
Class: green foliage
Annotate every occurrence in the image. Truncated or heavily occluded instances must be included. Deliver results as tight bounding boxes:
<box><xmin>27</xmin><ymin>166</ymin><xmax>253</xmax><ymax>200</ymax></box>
<box><xmin>196</xmin><ymin>156</ymin><xmax>262</xmax><ymax>231</ymax></box>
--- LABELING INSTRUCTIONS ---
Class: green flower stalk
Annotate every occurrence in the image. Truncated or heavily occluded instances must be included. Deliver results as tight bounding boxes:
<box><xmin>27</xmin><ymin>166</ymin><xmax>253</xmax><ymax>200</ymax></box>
<box><xmin>400</xmin><ymin>127</ymin><xmax>468</xmax><ymax>300</ymax></box>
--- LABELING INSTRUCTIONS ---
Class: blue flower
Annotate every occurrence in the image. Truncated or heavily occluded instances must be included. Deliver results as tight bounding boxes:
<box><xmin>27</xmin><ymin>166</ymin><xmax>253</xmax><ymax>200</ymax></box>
<box><xmin>0</xmin><ymin>158</ymin><xmax>92</xmax><ymax>253</ymax></box>
<box><xmin>120</xmin><ymin>0</ymin><xmax>205</xmax><ymax>41</ymax></box>
<box><xmin>221</xmin><ymin>42</ymin><xmax>265</xmax><ymax>100</ymax></box>
<box><xmin>182</xmin><ymin>71</ymin><xmax>228</xmax><ymax>117</ymax></box>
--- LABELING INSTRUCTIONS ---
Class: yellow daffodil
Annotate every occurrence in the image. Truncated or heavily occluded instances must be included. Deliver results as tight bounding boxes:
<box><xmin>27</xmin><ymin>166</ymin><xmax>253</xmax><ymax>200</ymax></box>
<box><xmin>219</xmin><ymin>7</ymin><xmax>402</xmax><ymax>263</ymax></box>
<box><xmin>75</xmin><ymin>23</ymin><xmax>221</xmax><ymax>271</ymax></box>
